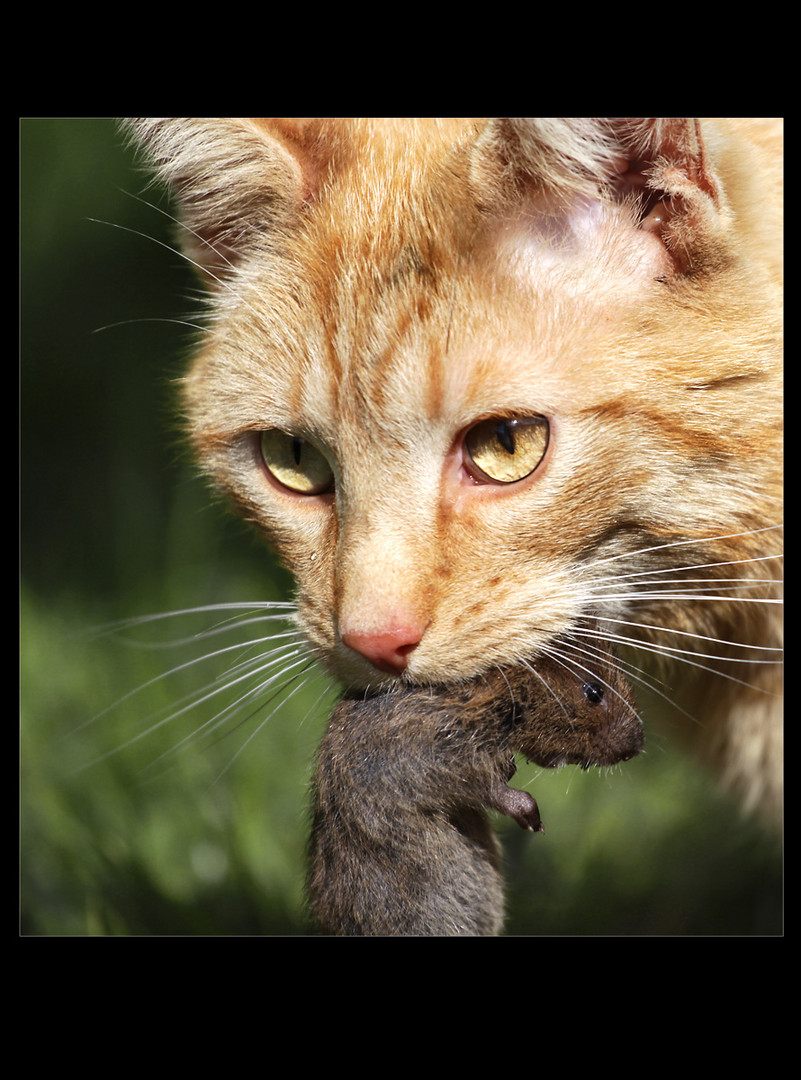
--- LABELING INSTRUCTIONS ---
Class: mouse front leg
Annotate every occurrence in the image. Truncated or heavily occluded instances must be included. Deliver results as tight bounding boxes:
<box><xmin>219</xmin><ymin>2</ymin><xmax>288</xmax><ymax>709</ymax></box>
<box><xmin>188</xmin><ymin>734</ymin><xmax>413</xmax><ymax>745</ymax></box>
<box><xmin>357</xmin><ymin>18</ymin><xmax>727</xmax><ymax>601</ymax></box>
<box><xmin>488</xmin><ymin>782</ymin><xmax>544</xmax><ymax>833</ymax></box>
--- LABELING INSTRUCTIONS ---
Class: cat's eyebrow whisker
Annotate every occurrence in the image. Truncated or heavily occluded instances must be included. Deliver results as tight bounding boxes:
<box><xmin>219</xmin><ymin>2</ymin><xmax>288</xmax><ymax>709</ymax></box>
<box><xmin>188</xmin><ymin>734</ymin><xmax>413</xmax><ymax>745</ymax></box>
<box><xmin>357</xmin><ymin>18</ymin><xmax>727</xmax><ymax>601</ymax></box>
<box><xmin>116</xmin><ymin>185</ymin><xmax>240</xmax><ymax>275</ymax></box>
<box><xmin>87</xmin><ymin>217</ymin><xmax>273</xmax><ymax>338</ymax></box>
<box><xmin>92</xmin><ymin>316</ymin><xmax>211</xmax><ymax>336</ymax></box>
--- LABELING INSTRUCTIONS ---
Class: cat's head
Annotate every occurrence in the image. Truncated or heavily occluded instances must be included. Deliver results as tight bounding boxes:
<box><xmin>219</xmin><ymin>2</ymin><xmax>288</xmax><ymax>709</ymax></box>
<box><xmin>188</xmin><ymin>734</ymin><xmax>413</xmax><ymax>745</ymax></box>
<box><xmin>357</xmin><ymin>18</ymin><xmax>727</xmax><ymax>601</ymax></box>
<box><xmin>125</xmin><ymin>118</ymin><xmax>781</xmax><ymax>689</ymax></box>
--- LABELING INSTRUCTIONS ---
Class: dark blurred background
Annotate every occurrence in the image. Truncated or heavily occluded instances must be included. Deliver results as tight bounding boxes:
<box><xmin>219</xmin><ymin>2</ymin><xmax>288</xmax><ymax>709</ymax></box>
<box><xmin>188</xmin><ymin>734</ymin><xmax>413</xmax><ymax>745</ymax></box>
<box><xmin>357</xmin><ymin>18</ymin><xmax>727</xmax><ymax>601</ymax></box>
<box><xmin>20</xmin><ymin>118</ymin><xmax>783</xmax><ymax>936</ymax></box>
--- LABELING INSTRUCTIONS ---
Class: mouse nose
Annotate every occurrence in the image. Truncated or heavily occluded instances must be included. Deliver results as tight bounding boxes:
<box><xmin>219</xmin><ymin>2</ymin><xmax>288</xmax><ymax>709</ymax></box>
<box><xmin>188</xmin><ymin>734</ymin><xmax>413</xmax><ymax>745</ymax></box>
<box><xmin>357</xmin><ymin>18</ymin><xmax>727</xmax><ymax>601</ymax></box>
<box><xmin>341</xmin><ymin>627</ymin><xmax>423</xmax><ymax>675</ymax></box>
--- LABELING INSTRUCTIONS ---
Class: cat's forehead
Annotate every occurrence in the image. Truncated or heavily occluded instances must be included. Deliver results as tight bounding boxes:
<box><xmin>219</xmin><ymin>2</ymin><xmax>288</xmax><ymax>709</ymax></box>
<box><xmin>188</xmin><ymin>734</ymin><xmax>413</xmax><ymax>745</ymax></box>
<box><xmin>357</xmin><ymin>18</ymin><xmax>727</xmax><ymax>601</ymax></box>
<box><xmin>226</xmin><ymin>249</ymin><xmax>635</xmax><ymax>457</ymax></box>
<box><xmin>286</xmin><ymin>205</ymin><xmax>649</xmax><ymax>438</ymax></box>
<box><xmin>297</xmin><ymin>266</ymin><xmax>627</xmax><ymax>436</ymax></box>
<box><xmin>287</xmin><ymin>296</ymin><xmax>599</xmax><ymax>455</ymax></box>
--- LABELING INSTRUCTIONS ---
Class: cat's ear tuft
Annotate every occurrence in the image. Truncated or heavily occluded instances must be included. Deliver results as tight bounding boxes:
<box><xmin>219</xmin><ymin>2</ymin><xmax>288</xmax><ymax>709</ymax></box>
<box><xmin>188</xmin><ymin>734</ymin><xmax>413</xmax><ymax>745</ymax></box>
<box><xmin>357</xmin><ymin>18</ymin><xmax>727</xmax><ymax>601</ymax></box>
<box><xmin>473</xmin><ymin>118</ymin><xmax>730</xmax><ymax>276</ymax></box>
<box><xmin>122</xmin><ymin>117</ymin><xmax>326</xmax><ymax>282</ymax></box>
<box><xmin>472</xmin><ymin>117</ymin><xmax>629</xmax><ymax>202</ymax></box>
<box><xmin>609</xmin><ymin>118</ymin><xmax>728</xmax><ymax>274</ymax></box>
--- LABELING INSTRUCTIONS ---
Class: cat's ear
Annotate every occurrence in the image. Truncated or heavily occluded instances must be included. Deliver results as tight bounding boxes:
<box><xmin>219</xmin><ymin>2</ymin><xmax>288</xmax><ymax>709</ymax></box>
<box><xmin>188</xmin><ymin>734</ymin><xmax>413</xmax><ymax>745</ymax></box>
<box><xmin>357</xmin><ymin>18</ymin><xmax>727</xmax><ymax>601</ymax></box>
<box><xmin>123</xmin><ymin>117</ymin><xmax>325</xmax><ymax>282</ymax></box>
<box><xmin>473</xmin><ymin>117</ymin><xmax>728</xmax><ymax>275</ymax></box>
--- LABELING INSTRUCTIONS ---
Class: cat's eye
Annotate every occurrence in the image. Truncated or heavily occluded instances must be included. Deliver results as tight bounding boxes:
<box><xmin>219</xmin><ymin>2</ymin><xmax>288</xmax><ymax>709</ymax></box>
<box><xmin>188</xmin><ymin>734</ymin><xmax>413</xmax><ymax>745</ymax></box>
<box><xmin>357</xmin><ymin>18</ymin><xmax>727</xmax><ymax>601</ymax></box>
<box><xmin>259</xmin><ymin>429</ymin><xmax>334</xmax><ymax>495</ymax></box>
<box><xmin>464</xmin><ymin>416</ymin><xmax>549</xmax><ymax>484</ymax></box>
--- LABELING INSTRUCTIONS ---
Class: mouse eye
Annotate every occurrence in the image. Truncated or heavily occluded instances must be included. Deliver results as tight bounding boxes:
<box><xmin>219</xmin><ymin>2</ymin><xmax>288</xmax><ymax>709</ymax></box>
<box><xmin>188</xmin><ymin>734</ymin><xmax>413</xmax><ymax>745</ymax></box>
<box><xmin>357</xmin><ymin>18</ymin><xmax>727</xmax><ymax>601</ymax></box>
<box><xmin>259</xmin><ymin>430</ymin><xmax>334</xmax><ymax>495</ymax></box>
<box><xmin>464</xmin><ymin>416</ymin><xmax>549</xmax><ymax>483</ymax></box>
<box><xmin>583</xmin><ymin>682</ymin><xmax>604</xmax><ymax>704</ymax></box>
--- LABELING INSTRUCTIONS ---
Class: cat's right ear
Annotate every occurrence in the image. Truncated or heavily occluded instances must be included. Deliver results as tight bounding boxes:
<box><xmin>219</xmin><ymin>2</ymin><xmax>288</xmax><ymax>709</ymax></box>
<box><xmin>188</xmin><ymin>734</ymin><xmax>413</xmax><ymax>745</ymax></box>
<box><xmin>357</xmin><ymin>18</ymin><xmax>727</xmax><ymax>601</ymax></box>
<box><xmin>122</xmin><ymin>117</ymin><xmax>324</xmax><ymax>283</ymax></box>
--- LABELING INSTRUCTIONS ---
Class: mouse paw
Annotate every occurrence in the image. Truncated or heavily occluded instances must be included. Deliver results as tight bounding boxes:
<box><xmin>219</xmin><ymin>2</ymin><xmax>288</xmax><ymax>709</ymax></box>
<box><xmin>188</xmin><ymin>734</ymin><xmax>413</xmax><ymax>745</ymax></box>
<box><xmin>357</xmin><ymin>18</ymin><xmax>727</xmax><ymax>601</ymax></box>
<box><xmin>490</xmin><ymin>784</ymin><xmax>544</xmax><ymax>833</ymax></box>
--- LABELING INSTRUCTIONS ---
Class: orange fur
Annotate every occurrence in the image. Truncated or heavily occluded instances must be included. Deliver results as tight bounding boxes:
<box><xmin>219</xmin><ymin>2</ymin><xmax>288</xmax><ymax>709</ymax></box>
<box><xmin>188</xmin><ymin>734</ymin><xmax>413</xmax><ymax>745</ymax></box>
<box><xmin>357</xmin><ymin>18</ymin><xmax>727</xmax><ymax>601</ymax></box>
<box><xmin>127</xmin><ymin>118</ymin><xmax>782</xmax><ymax>822</ymax></box>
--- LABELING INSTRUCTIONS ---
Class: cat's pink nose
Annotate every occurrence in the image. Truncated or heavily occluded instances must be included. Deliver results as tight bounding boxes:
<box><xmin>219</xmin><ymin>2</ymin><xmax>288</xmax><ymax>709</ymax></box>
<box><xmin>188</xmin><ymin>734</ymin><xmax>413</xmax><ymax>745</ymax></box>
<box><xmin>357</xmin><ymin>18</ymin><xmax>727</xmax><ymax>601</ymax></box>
<box><xmin>341</xmin><ymin>627</ymin><xmax>422</xmax><ymax>674</ymax></box>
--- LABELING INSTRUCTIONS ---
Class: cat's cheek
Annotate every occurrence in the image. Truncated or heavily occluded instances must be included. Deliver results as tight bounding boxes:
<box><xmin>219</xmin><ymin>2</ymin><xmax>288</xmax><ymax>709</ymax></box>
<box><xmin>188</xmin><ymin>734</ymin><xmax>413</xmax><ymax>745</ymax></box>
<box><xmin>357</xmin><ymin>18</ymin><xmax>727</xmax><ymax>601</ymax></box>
<box><xmin>440</xmin><ymin>447</ymin><xmax>481</xmax><ymax>514</ymax></box>
<box><xmin>206</xmin><ymin>434</ymin><xmax>337</xmax><ymax>583</ymax></box>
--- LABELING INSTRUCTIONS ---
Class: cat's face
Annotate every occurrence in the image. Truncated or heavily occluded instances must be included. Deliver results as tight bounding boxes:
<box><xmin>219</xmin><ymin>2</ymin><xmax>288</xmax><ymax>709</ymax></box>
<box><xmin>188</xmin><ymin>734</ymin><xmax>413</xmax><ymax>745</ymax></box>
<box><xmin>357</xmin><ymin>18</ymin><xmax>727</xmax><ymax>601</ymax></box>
<box><xmin>171</xmin><ymin>119</ymin><xmax>780</xmax><ymax>691</ymax></box>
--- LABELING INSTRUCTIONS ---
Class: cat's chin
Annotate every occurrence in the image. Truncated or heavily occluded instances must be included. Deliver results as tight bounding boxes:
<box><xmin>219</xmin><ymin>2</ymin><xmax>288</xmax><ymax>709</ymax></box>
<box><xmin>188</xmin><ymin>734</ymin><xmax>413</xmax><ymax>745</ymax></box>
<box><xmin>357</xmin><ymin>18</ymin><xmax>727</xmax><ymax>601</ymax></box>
<box><xmin>341</xmin><ymin>668</ymin><xmax>424</xmax><ymax>693</ymax></box>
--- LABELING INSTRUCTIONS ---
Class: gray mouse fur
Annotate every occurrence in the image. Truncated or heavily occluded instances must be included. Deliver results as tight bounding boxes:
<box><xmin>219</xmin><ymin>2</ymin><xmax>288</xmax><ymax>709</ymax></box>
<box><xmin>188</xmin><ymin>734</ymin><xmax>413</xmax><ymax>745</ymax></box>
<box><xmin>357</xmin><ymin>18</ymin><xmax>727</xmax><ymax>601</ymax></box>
<box><xmin>308</xmin><ymin>633</ymin><xmax>642</xmax><ymax>936</ymax></box>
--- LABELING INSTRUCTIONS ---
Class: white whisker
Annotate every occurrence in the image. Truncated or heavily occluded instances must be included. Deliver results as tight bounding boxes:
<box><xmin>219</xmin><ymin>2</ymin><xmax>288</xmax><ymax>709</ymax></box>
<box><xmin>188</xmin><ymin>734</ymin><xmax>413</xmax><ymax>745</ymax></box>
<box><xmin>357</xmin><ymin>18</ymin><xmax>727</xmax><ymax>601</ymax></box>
<box><xmin>89</xmin><ymin>600</ymin><xmax>298</xmax><ymax>639</ymax></box>
<box><xmin>589</xmin><ymin>524</ymin><xmax>783</xmax><ymax>568</ymax></box>
<box><xmin>70</xmin><ymin>627</ymin><xmax>304</xmax><ymax>738</ymax></box>
<box><xmin>577</xmin><ymin>628</ymin><xmax>779</xmax><ymax>692</ymax></box>
<box><xmin>559</xmin><ymin>632</ymin><xmax>712</xmax><ymax>728</ymax></box>
<box><xmin>117</xmin><ymin>184</ymin><xmax>240</xmax><ymax>274</ymax></box>
<box><xmin>588</xmin><ymin>591</ymin><xmax>782</xmax><ymax>605</ymax></box>
<box><xmin>88</xmin><ymin>215</ymin><xmax>275</xmax><ymax>340</ymax></box>
<box><xmin>92</xmin><ymin>317</ymin><xmax>210</xmax><ymax>335</ymax></box>
<box><xmin>586</xmin><ymin>574</ymin><xmax>781</xmax><ymax>591</ymax></box>
<box><xmin>534</xmin><ymin>640</ymin><xmax>638</xmax><ymax>718</ymax></box>
<box><xmin>581</xmin><ymin>624</ymin><xmax>779</xmax><ymax>665</ymax></box>
<box><xmin>144</xmin><ymin>653</ymin><xmax>319</xmax><ymax>774</ymax></box>
<box><xmin>587</xmin><ymin>616</ymin><xmax>783</xmax><ymax>654</ymax></box>
<box><xmin>73</xmin><ymin>638</ymin><xmax>311</xmax><ymax>771</ymax></box>
<box><xmin>516</xmin><ymin>660</ymin><xmax>573</xmax><ymax>721</ymax></box>
<box><xmin>206</xmin><ymin>664</ymin><xmax>325</xmax><ymax>787</ymax></box>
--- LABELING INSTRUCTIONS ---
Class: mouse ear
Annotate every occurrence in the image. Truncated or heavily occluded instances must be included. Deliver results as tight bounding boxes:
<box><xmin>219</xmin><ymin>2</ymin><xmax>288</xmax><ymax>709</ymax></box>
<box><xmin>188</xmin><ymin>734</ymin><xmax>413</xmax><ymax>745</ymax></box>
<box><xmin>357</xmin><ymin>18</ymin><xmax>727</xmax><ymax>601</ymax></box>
<box><xmin>472</xmin><ymin>117</ymin><xmax>730</xmax><ymax>276</ymax></box>
<box><xmin>123</xmin><ymin>117</ymin><xmax>327</xmax><ymax>283</ymax></box>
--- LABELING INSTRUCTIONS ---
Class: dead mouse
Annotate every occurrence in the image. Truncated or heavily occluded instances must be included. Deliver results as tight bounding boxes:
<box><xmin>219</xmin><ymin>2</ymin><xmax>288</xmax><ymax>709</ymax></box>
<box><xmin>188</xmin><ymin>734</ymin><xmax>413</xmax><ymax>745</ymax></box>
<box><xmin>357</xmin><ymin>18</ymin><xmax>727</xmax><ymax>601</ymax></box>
<box><xmin>307</xmin><ymin>631</ymin><xmax>643</xmax><ymax>935</ymax></box>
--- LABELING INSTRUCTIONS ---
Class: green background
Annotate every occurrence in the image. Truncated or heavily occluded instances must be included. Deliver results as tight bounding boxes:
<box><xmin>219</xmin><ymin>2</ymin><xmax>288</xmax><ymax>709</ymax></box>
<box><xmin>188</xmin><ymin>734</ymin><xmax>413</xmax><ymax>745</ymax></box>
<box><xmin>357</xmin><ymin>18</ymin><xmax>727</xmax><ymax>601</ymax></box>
<box><xmin>20</xmin><ymin>118</ymin><xmax>783</xmax><ymax>936</ymax></box>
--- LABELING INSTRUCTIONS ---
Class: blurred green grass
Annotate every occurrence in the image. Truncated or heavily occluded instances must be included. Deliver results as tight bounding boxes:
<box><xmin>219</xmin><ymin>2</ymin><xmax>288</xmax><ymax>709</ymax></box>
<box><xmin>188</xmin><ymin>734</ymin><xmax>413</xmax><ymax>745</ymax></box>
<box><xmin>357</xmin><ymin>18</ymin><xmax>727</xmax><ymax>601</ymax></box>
<box><xmin>20</xmin><ymin>119</ymin><xmax>783</xmax><ymax>936</ymax></box>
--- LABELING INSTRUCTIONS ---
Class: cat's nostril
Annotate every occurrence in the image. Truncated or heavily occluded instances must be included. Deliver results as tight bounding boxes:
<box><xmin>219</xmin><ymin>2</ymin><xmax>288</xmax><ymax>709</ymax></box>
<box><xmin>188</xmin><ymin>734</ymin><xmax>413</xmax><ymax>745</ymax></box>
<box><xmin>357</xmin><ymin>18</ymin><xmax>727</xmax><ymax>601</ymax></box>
<box><xmin>341</xmin><ymin>628</ymin><xmax>422</xmax><ymax>675</ymax></box>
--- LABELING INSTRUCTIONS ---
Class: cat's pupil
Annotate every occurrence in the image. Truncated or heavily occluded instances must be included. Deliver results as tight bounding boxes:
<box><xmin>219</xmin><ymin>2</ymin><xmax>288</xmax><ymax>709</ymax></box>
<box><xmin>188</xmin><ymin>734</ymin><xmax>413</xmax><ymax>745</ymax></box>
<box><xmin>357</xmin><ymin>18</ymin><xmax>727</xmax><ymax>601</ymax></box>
<box><xmin>583</xmin><ymin>682</ymin><xmax>604</xmax><ymax>704</ymax></box>
<box><xmin>292</xmin><ymin>436</ymin><xmax>303</xmax><ymax>466</ymax></box>
<box><xmin>496</xmin><ymin>421</ymin><xmax>516</xmax><ymax>455</ymax></box>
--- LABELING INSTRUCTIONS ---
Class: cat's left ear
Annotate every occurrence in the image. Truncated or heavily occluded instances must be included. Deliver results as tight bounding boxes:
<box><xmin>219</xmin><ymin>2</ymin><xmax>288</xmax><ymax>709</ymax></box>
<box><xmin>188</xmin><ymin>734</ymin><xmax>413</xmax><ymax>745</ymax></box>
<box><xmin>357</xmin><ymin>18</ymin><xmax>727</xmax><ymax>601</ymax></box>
<box><xmin>123</xmin><ymin>117</ymin><xmax>325</xmax><ymax>282</ymax></box>
<box><xmin>473</xmin><ymin>117</ymin><xmax>730</xmax><ymax>275</ymax></box>
<box><xmin>613</xmin><ymin>118</ymin><xmax>727</xmax><ymax>273</ymax></box>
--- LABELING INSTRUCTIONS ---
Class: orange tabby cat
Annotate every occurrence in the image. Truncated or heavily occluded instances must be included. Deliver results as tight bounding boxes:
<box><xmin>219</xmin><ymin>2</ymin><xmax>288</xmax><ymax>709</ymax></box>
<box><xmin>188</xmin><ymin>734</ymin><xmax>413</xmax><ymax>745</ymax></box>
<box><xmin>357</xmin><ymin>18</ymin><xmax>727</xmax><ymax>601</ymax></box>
<box><xmin>126</xmin><ymin>118</ymin><xmax>782</xmax><ymax>822</ymax></box>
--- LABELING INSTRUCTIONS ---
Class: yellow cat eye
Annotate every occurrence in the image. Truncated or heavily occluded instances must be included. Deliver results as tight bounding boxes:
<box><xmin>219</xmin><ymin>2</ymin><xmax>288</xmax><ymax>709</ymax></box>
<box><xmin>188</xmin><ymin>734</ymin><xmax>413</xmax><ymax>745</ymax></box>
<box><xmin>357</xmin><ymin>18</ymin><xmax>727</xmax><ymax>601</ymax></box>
<box><xmin>259</xmin><ymin>429</ymin><xmax>334</xmax><ymax>495</ymax></box>
<box><xmin>464</xmin><ymin>416</ymin><xmax>549</xmax><ymax>484</ymax></box>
